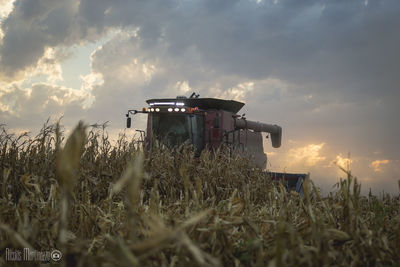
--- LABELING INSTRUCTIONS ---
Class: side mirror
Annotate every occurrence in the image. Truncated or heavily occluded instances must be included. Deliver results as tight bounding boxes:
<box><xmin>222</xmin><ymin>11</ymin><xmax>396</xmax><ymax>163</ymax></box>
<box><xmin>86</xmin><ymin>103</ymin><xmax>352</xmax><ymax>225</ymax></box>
<box><xmin>126</xmin><ymin>117</ymin><xmax>131</xmax><ymax>128</ymax></box>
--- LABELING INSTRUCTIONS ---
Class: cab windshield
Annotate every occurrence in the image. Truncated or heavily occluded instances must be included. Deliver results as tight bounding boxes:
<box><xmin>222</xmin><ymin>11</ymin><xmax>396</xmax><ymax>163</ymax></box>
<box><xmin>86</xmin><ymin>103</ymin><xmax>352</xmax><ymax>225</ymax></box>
<box><xmin>151</xmin><ymin>113</ymin><xmax>205</xmax><ymax>153</ymax></box>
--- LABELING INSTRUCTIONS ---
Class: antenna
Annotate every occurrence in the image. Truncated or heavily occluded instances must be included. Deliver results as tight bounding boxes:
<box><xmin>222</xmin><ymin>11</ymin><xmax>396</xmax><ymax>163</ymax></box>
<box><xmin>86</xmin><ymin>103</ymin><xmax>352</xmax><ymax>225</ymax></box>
<box><xmin>189</xmin><ymin>92</ymin><xmax>200</xmax><ymax>98</ymax></box>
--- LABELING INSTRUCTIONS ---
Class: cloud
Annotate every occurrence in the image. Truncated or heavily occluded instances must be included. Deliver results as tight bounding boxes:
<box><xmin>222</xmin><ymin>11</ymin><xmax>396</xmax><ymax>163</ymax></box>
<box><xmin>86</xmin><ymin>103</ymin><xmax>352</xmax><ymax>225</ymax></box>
<box><xmin>0</xmin><ymin>0</ymin><xmax>111</xmax><ymax>78</ymax></box>
<box><xmin>370</xmin><ymin>159</ymin><xmax>390</xmax><ymax>172</ymax></box>
<box><xmin>0</xmin><ymin>0</ymin><xmax>15</xmax><ymax>19</ymax></box>
<box><xmin>79</xmin><ymin>71</ymin><xmax>103</xmax><ymax>109</ymax></box>
<box><xmin>0</xmin><ymin>82</ymin><xmax>88</xmax><ymax>130</ymax></box>
<box><xmin>216</xmin><ymin>82</ymin><xmax>255</xmax><ymax>102</ymax></box>
<box><xmin>2</xmin><ymin>1</ymin><xmax>400</xmax><ymax>106</ymax></box>
<box><xmin>266</xmin><ymin>141</ymin><xmax>327</xmax><ymax>171</ymax></box>
<box><xmin>2</xmin><ymin>0</ymin><xmax>397</xmax><ymax>91</ymax></box>
<box><xmin>33</xmin><ymin>47</ymin><xmax>63</xmax><ymax>83</ymax></box>
<box><xmin>174</xmin><ymin>81</ymin><xmax>192</xmax><ymax>95</ymax></box>
<box><xmin>287</xmin><ymin>143</ymin><xmax>326</xmax><ymax>167</ymax></box>
<box><xmin>331</xmin><ymin>154</ymin><xmax>353</xmax><ymax>171</ymax></box>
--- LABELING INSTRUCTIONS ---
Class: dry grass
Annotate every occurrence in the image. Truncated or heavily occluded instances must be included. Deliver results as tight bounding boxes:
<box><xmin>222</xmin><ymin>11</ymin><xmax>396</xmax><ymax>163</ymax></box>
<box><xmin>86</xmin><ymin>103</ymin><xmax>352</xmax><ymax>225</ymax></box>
<box><xmin>0</xmin><ymin>121</ymin><xmax>399</xmax><ymax>266</ymax></box>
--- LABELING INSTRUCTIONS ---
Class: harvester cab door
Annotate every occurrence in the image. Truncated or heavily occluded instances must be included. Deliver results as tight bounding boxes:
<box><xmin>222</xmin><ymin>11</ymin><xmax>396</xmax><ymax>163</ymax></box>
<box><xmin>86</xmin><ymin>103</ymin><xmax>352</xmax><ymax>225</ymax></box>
<box><xmin>188</xmin><ymin>114</ymin><xmax>206</xmax><ymax>155</ymax></box>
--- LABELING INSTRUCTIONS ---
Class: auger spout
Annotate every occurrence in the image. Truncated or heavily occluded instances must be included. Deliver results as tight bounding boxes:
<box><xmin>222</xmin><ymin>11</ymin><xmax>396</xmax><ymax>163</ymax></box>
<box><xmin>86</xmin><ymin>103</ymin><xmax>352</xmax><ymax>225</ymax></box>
<box><xmin>235</xmin><ymin>118</ymin><xmax>282</xmax><ymax>148</ymax></box>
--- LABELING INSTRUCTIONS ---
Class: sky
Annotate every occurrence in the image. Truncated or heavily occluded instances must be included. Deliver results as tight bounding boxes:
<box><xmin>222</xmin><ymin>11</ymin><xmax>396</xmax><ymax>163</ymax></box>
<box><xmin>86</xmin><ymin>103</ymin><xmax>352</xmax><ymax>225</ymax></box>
<box><xmin>0</xmin><ymin>0</ymin><xmax>399</xmax><ymax>195</ymax></box>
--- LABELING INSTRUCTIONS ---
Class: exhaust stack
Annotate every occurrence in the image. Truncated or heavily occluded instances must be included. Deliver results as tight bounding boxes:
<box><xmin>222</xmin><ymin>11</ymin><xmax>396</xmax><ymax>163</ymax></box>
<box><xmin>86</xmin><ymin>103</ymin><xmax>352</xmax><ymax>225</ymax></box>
<box><xmin>235</xmin><ymin>118</ymin><xmax>282</xmax><ymax>148</ymax></box>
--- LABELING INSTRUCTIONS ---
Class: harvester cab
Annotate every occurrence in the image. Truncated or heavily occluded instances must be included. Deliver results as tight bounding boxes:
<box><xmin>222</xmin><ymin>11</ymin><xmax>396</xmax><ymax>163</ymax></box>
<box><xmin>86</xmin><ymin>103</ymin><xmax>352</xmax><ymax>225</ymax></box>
<box><xmin>126</xmin><ymin>93</ymin><xmax>307</xmax><ymax>196</ymax></box>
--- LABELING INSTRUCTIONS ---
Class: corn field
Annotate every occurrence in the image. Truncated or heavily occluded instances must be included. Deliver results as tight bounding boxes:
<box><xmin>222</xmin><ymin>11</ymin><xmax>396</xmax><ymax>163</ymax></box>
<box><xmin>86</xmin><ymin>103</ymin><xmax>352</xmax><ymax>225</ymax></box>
<box><xmin>0</xmin><ymin>121</ymin><xmax>399</xmax><ymax>266</ymax></box>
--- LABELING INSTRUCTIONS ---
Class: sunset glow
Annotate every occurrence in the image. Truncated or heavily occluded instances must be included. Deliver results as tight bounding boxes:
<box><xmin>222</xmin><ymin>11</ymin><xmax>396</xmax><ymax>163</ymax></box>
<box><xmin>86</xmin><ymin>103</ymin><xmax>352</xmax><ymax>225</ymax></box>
<box><xmin>370</xmin><ymin>159</ymin><xmax>390</xmax><ymax>172</ymax></box>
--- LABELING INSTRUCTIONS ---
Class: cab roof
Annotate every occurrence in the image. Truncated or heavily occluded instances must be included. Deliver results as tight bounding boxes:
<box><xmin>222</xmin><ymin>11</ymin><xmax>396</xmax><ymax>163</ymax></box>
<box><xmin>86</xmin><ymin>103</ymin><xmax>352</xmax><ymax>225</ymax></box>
<box><xmin>146</xmin><ymin>97</ymin><xmax>245</xmax><ymax>114</ymax></box>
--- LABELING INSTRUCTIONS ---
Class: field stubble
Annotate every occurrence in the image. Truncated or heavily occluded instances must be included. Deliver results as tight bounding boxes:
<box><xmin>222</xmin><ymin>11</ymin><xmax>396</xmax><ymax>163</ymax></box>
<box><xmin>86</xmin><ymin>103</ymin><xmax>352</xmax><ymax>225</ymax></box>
<box><xmin>0</xmin><ymin>121</ymin><xmax>399</xmax><ymax>266</ymax></box>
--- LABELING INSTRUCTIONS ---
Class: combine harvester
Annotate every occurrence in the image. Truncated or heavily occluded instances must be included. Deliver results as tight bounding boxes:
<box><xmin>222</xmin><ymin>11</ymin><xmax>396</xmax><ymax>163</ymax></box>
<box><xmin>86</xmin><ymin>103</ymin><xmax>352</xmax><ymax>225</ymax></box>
<box><xmin>126</xmin><ymin>93</ymin><xmax>307</xmax><ymax>196</ymax></box>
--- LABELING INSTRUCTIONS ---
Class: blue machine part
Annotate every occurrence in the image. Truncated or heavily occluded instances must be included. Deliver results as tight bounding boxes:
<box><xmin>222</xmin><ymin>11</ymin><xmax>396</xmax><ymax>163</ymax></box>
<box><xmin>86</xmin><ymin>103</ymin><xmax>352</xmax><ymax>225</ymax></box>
<box><xmin>267</xmin><ymin>172</ymin><xmax>308</xmax><ymax>198</ymax></box>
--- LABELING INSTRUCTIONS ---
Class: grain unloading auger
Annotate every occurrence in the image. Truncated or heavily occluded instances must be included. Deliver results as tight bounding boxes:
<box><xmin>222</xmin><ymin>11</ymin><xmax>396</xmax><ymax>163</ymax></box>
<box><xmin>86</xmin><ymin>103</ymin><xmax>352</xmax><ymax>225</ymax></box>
<box><xmin>126</xmin><ymin>93</ymin><xmax>307</xmax><ymax>196</ymax></box>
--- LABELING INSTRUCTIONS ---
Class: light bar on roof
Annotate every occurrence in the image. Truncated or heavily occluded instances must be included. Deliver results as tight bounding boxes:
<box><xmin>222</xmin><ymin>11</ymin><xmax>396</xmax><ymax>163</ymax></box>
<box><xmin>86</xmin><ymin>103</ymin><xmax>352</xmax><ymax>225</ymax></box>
<box><xmin>150</xmin><ymin>102</ymin><xmax>174</xmax><ymax>106</ymax></box>
<box><xmin>149</xmin><ymin>102</ymin><xmax>186</xmax><ymax>106</ymax></box>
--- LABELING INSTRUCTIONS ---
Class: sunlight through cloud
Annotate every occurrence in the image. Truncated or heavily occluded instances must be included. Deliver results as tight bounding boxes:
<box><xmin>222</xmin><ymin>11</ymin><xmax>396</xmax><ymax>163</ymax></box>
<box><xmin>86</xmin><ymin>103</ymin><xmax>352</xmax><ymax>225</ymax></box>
<box><xmin>288</xmin><ymin>143</ymin><xmax>326</xmax><ymax>167</ymax></box>
<box><xmin>369</xmin><ymin>159</ymin><xmax>390</xmax><ymax>172</ymax></box>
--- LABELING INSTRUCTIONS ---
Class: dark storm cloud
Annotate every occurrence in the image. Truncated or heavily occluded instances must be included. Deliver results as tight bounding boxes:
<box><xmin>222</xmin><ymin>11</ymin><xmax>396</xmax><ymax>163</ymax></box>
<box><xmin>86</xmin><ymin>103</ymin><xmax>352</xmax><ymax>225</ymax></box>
<box><xmin>1</xmin><ymin>0</ymin><xmax>399</xmax><ymax>119</ymax></box>
<box><xmin>89</xmin><ymin>0</ymin><xmax>400</xmax><ymax>107</ymax></box>
<box><xmin>0</xmin><ymin>0</ymin><xmax>74</xmax><ymax>76</ymax></box>
<box><xmin>2</xmin><ymin>0</ymin><xmax>400</xmax><ymax>97</ymax></box>
<box><xmin>80</xmin><ymin>0</ymin><xmax>399</xmax><ymax>161</ymax></box>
